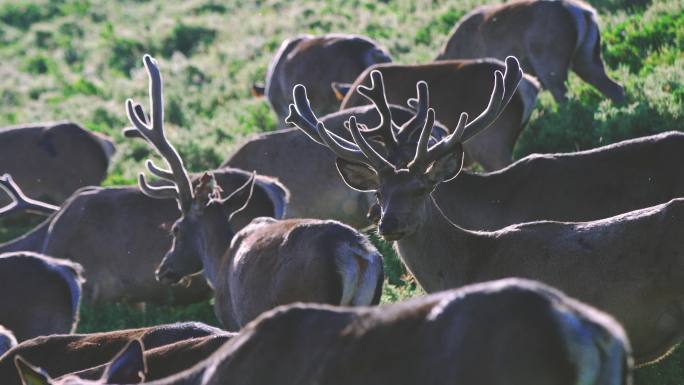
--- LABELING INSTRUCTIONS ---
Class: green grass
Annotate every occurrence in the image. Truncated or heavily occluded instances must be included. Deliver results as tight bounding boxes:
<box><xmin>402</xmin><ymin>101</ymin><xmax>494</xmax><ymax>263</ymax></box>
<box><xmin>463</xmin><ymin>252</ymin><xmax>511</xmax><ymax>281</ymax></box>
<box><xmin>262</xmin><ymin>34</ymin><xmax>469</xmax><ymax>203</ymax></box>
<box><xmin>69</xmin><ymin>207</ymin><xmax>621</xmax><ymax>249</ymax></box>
<box><xmin>0</xmin><ymin>0</ymin><xmax>682</xmax><ymax>382</ymax></box>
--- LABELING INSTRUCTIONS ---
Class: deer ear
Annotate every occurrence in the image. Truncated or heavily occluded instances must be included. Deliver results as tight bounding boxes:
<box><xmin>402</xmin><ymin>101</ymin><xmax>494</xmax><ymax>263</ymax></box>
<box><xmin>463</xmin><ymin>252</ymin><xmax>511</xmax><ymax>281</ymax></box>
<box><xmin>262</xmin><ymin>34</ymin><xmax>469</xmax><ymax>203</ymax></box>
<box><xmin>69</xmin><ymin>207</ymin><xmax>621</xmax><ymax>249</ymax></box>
<box><xmin>336</xmin><ymin>159</ymin><xmax>379</xmax><ymax>192</ymax></box>
<box><xmin>424</xmin><ymin>148</ymin><xmax>464</xmax><ymax>185</ymax></box>
<box><xmin>331</xmin><ymin>82</ymin><xmax>352</xmax><ymax>101</ymax></box>
<box><xmin>103</xmin><ymin>340</ymin><xmax>146</xmax><ymax>383</ymax></box>
<box><xmin>14</xmin><ymin>357</ymin><xmax>51</xmax><ymax>385</ymax></box>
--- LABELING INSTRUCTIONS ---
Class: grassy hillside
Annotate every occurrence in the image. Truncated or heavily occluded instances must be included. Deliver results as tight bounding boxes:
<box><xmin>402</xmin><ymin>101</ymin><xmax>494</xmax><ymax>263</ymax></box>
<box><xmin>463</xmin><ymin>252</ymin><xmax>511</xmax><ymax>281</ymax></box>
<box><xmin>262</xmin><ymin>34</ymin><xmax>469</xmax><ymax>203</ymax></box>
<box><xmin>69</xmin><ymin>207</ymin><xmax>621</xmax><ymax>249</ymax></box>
<box><xmin>0</xmin><ymin>0</ymin><xmax>682</xmax><ymax>383</ymax></box>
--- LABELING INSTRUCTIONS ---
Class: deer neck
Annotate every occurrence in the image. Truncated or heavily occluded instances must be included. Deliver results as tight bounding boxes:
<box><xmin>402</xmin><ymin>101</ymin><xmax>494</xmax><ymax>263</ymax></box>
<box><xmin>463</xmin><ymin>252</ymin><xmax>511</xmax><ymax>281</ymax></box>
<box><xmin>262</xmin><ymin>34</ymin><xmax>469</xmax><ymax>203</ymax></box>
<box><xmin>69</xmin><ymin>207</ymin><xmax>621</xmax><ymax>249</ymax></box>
<box><xmin>394</xmin><ymin>194</ymin><xmax>486</xmax><ymax>293</ymax></box>
<box><xmin>198</xmin><ymin>210</ymin><xmax>234</xmax><ymax>288</ymax></box>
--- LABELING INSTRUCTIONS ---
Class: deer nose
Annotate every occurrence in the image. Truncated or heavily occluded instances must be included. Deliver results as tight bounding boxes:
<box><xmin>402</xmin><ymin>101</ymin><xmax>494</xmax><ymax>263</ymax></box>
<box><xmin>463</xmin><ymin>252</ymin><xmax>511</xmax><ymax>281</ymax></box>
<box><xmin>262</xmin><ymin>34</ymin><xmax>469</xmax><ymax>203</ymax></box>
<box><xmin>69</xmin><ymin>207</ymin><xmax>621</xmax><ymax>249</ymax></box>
<box><xmin>378</xmin><ymin>216</ymin><xmax>406</xmax><ymax>241</ymax></box>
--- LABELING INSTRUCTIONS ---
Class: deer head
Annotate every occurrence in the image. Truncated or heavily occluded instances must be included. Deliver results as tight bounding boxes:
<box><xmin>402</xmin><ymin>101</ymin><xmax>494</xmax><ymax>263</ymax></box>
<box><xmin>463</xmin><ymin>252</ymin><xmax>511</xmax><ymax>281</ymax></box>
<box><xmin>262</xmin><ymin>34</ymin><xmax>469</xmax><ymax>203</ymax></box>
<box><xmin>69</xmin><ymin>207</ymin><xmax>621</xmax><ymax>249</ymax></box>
<box><xmin>287</xmin><ymin>56</ymin><xmax>522</xmax><ymax>241</ymax></box>
<box><xmin>125</xmin><ymin>55</ymin><xmax>255</xmax><ymax>285</ymax></box>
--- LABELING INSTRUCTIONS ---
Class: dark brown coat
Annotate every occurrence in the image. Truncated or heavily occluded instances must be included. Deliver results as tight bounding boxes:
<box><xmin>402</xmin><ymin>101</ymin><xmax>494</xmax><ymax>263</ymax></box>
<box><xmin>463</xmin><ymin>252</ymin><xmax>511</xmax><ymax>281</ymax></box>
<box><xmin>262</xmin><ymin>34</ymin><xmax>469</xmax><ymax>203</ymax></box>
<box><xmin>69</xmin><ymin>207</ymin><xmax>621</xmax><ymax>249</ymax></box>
<box><xmin>436</xmin><ymin>0</ymin><xmax>624</xmax><ymax>103</ymax></box>
<box><xmin>0</xmin><ymin>252</ymin><xmax>83</xmax><ymax>342</ymax></box>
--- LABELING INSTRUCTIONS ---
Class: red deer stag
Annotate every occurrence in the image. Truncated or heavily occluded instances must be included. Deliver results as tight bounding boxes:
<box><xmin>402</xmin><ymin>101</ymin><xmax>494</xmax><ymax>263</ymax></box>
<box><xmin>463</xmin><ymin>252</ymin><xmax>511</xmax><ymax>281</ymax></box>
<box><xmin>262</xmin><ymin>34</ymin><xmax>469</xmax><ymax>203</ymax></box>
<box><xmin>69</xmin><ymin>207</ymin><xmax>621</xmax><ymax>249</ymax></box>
<box><xmin>0</xmin><ymin>322</ymin><xmax>227</xmax><ymax>385</ymax></box>
<box><xmin>288</xmin><ymin>57</ymin><xmax>684</xmax><ymax>364</ymax></box>
<box><xmin>255</xmin><ymin>34</ymin><xmax>391</xmax><ymax>125</ymax></box>
<box><xmin>436</xmin><ymin>0</ymin><xmax>625</xmax><ymax>103</ymax></box>
<box><xmin>339</xmin><ymin>58</ymin><xmax>540</xmax><ymax>170</ymax></box>
<box><xmin>0</xmin><ymin>169</ymin><xmax>286</xmax><ymax>305</ymax></box>
<box><xmin>126</xmin><ymin>55</ymin><xmax>383</xmax><ymax>330</ymax></box>
<box><xmin>349</xmin><ymin>84</ymin><xmax>684</xmax><ymax>229</ymax></box>
<box><xmin>0</xmin><ymin>122</ymin><xmax>115</xmax><ymax>207</ymax></box>
<box><xmin>15</xmin><ymin>279</ymin><xmax>632</xmax><ymax>385</ymax></box>
<box><xmin>0</xmin><ymin>252</ymin><xmax>83</xmax><ymax>343</ymax></box>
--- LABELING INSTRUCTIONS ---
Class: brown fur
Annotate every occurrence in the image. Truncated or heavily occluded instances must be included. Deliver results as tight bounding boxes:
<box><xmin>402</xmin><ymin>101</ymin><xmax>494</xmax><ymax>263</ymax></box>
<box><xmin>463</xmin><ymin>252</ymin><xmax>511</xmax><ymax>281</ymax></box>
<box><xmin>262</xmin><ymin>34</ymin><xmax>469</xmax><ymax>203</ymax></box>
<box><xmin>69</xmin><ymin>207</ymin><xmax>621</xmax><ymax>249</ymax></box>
<box><xmin>262</xmin><ymin>34</ymin><xmax>391</xmax><ymax>125</ymax></box>
<box><xmin>0</xmin><ymin>169</ymin><xmax>286</xmax><ymax>304</ymax></box>
<box><xmin>0</xmin><ymin>322</ymin><xmax>223</xmax><ymax>385</ymax></box>
<box><xmin>0</xmin><ymin>122</ymin><xmax>114</xmax><ymax>207</ymax></box>
<box><xmin>0</xmin><ymin>252</ymin><xmax>83</xmax><ymax>342</ymax></box>
<box><xmin>436</xmin><ymin>0</ymin><xmax>624</xmax><ymax>103</ymax></box>
<box><xmin>29</xmin><ymin>279</ymin><xmax>632</xmax><ymax>385</ymax></box>
<box><xmin>340</xmin><ymin>59</ymin><xmax>540</xmax><ymax>170</ymax></box>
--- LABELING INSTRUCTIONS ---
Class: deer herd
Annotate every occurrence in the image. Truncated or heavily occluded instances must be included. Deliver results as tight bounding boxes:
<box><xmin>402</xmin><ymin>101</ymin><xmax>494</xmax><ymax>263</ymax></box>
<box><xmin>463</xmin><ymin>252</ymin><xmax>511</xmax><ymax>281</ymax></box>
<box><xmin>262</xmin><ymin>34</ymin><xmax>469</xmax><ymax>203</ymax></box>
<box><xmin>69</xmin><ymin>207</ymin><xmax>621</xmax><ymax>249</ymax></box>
<box><xmin>0</xmin><ymin>0</ymin><xmax>678</xmax><ymax>383</ymax></box>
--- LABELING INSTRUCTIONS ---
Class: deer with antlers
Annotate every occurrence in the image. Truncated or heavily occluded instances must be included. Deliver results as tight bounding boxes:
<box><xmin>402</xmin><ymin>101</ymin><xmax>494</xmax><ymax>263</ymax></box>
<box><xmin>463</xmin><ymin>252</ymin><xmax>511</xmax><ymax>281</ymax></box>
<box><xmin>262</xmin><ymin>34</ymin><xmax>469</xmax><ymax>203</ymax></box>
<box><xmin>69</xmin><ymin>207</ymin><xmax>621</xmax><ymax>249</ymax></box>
<box><xmin>0</xmin><ymin>169</ymin><xmax>286</xmax><ymax>304</ymax></box>
<box><xmin>288</xmin><ymin>56</ymin><xmax>684</xmax><ymax>365</ymax></box>
<box><xmin>125</xmin><ymin>55</ymin><xmax>383</xmax><ymax>330</ymax></box>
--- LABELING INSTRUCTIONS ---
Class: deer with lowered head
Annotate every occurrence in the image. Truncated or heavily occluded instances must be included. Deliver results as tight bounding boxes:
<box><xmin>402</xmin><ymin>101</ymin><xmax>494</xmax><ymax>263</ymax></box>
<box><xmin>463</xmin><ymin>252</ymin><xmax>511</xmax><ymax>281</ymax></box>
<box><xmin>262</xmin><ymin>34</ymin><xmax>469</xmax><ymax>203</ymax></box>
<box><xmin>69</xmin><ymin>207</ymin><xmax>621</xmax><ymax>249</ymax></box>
<box><xmin>0</xmin><ymin>169</ymin><xmax>286</xmax><ymax>305</ymax></box>
<box><xmin>255</xmin><ymin>34</ymin><xmax>392</xmax><ymax>125</ymax></box>
<box><xmin>338</xmin><ymin>58</ymin><xmax>540</xmax><ymax>171</ymax></box>
<box><xmin>14</xmin><ymin>278</ymin><xmax>632</xmax><ymax>385</ymax></box>
<box><xmin>288</xmin><ymin>56</ymin><xmax>684</xmax><ymax>365</ymax></box>
<box><xmin>125</xmin><ymin>55</ymin><xmax>383</xmax><ymax>330</ymax></box>
<box><xmin>436</xmin><ymin>0</ymin><xmax>624</xmax><ymax>103</ymax></box>
<box><xmin>0</xmin><ymin>122</ymin><xmax>115</xmax><ymax>209</ymax></box>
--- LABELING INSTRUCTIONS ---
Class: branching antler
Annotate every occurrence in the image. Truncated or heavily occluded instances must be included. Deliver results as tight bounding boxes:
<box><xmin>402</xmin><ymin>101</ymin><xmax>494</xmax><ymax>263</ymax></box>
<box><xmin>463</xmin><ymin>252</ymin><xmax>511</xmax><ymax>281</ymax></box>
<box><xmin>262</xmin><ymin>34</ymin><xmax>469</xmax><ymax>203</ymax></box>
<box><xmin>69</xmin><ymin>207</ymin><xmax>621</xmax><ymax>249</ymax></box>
<box><xmin>288</xmin><ymin>56</ymin><xmax>523</xmax><ymax>180</ymax></box>
<box><xmin>411</xmin><ymin>56</ymin><xmax>522</xmax><ymax>170</ymax></box>
<box><xmin>355</xmin><ymin>71</ymin><xmax>397</xmax><ymax>150</ymax></box>
<box><xmin>0</xmin><ymin>174</ymin><xmax>59</xmax><ymax>216</ymax></box>
<box><xmin>125</xmin><ymin>55</ymin><xmax>194</xmax><ymax>212</ymax></box>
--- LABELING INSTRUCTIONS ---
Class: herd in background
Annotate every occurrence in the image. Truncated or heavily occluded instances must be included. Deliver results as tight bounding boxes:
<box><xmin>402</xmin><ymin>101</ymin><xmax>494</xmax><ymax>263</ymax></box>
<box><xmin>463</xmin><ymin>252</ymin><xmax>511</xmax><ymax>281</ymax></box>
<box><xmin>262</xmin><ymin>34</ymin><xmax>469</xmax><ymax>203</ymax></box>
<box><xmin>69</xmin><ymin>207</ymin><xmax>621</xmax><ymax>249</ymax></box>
<box><xmin>0</xmin><ymin>0</ymin><xmax>680</xmax><ymax>383</ymax></box>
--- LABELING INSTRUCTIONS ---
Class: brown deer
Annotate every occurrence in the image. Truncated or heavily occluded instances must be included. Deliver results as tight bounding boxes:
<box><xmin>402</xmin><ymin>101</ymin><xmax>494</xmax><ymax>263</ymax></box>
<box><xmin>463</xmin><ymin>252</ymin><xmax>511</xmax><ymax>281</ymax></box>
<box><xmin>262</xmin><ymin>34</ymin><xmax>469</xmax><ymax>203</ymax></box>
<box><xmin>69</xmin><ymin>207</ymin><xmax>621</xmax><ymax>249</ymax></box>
<box><xmin>224</xmin><ymin>103</ymin><xmax>448</xmax><ymax>229</ymax></box>
<box><xmin>255</xmin><ymin>34</ymin><xmax>391</xmax><ymax>125</ymax></box>
<box><xmin>15</xmin><ymin>278</ymin><xmax>632</xmax><ymax>385</ymax></box>
<box><xmin>339</xmin><ymin>58</ymin><xmax>540</xmax><ymax>170</ymax></box>
<box><xmin>0</xmin><ymin>122</ymin><xmax>115</xmax><ymax>208</ymax></box>
<box><xmin>126</xmin><ymin>55</ymin><xmax>383</xmax><ymax>330</ymax></box>
<box><xmin>288</xmin><ymin>57</ymin><xmax>684</xmax><ymax>364</ymax></box>
<box><xmin>436</xmin><ymin>0</ymin><xmax>624</xmax><ymax>103</ymax></box>
<box><xmin>0</xmin><ymin>322</ymin><xmax>227</xmax><ymax>385</ymax></box>
<box><xmin>0</xmin><ymin>169</ymin><xmax>286</xmax><ymax>305</ymax></box>
<box><xmin>0</xmin><ymin>252</ymin><xmax>83</xmax><ymax>342</ymax></box>
<box><xmin>0</xmin><ymin>325</ymin><xmax>17</xmax><ymax>356</ymax></box>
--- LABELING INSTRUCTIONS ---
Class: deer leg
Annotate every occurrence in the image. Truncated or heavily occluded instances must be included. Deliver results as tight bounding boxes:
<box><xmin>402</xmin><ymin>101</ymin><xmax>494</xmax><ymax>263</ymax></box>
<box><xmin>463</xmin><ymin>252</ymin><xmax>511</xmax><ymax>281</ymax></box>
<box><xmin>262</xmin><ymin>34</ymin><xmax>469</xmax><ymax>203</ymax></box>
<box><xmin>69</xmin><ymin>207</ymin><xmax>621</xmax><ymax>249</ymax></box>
<box><xmin>571</xmin><ymin>36</ymin><xmax>625</xmax><ymax>104</ymax></box>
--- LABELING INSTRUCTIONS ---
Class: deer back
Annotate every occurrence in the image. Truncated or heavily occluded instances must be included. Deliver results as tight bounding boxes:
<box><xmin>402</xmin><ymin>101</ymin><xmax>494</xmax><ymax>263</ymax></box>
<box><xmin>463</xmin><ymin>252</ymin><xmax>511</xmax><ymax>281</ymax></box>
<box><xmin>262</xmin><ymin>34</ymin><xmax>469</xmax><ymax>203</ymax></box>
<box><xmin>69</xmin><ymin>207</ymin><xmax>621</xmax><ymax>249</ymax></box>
<box><xmin>0</xmin><ymin>122</ymin><xmax>114</xmax><ymax>206</ymax></box>
<box><xmin>264</xmin><ymin>34</ymin><xmax>391</xmax><ymax>124</ymax></box>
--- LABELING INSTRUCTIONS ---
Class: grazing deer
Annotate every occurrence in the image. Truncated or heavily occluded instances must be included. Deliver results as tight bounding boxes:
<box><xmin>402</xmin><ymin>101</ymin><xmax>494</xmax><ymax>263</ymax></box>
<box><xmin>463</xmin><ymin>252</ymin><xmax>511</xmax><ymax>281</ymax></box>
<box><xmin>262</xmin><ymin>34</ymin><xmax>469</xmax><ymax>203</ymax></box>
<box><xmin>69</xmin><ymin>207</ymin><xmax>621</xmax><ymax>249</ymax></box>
<box><xmin>0</xmin><ymin>252</ymin><xmax>83</xmax><ymax>342</ymax></box>
<box><xmin>126</xmin><ymin>55</ymin><xmax>383</xmax><ymax>330</ymax></box>
<box><xmin>0</xmin><ymin>169</ymin><xmax>286</xmax><ymax>305</ymax></box>
<box><xmin>0</xmin><ymin>122</ymin><xmax>115</xmax><ymax>208</ymax></box>
<box><xmin>255</xmin><ymin>34</ymin><xmax>391</xmax><ymax>125</ymax></box>
<box><xmin>0</xmin><ymin>322</ymin><xmax>226</xmax><ymax>385</ymax></box>
<box><xmin>0</xmin><ymin>325</ymin><xmax>17</xmax><ymax>356</ymax></box>
<box><xmin>288</xmin><ymin>57</ymin><xmax>684</xmax><ymax>364</ymax></box>
<box><xmin>15</xmin><ymin>279</ymin><xmax>632</xmax><ymax>385</ymax></box>
<box><xmin>436</xmin><ymin>0</ymin><xmax>624</xmax><ymax>103</ymax></box>
<box><xmin>224</xmin><ymin>103</ymin><xmax>448</xmax><ymax>229</ymax></box>
<box><xmin>339</xmin><ymin>58</ymin><xmax>540</xmax><ymax>170</ymax></box>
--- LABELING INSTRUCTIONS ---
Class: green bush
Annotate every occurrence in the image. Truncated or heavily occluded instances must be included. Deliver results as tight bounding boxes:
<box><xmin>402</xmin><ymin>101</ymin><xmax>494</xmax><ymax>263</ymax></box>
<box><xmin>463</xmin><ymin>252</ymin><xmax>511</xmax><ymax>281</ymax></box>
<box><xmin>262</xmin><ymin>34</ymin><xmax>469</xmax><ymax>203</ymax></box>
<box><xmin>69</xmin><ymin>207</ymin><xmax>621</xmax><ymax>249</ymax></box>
<box><xmin>162</xmin><ymin>22</ymin><xmax>216</xmax><ymax>57</ymax></box>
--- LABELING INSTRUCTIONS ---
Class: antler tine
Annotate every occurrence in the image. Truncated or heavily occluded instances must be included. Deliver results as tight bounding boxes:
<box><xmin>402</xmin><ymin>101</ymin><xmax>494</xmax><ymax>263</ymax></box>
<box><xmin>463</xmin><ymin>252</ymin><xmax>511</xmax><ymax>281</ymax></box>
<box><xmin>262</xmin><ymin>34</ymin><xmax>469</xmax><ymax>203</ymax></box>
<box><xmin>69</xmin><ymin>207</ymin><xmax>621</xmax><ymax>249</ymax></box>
<box><xmin>286</xmin><ymin>85</ymin><xmax>363</xmax><ymax>150</ymax></box>
<box><xmin>137</xmin><ymin>173</ymin><xmax>178</xmax><ymax>200</ymax></box>
<box><xmin>458</xmin><ymin>56</ymin><xmax>522</xmax><ymax>142</ymax></box>
<box><xmin>348</xmin><ymin>116</ymin><xmax>394</xmax><ymax>171</ymax></box>
<box><xmin>125</xmin><ymin>54</ymin><xmax>194</xmax><ymax>212</ymax></box>
<box><xmin>315</xmin><ymin>121</ymin><xmax>376</xmax><ymax>167</ymax></box>
<box><xmin>422</xmin><ymin>112</ymin><xmax>469</xmax><ymax>166</ymax></box>
<box><xmin>396</xmin><ymin>80</ymin><xmax>430</xmax><ymax>143</ymax></box>
<box><xmin>0</xmin><ymin>174</ymin><xmax>59</xmax><ymax>216</ymax></box>
<box><xmin>356</xmin><ymin>70</ymin><xmax>397</xmax><ymax>148</ymax></box>
<box><xmin>408</xmin><ymin>108</ymin><xmax>436</xmax><ymax>171</ymax></box>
